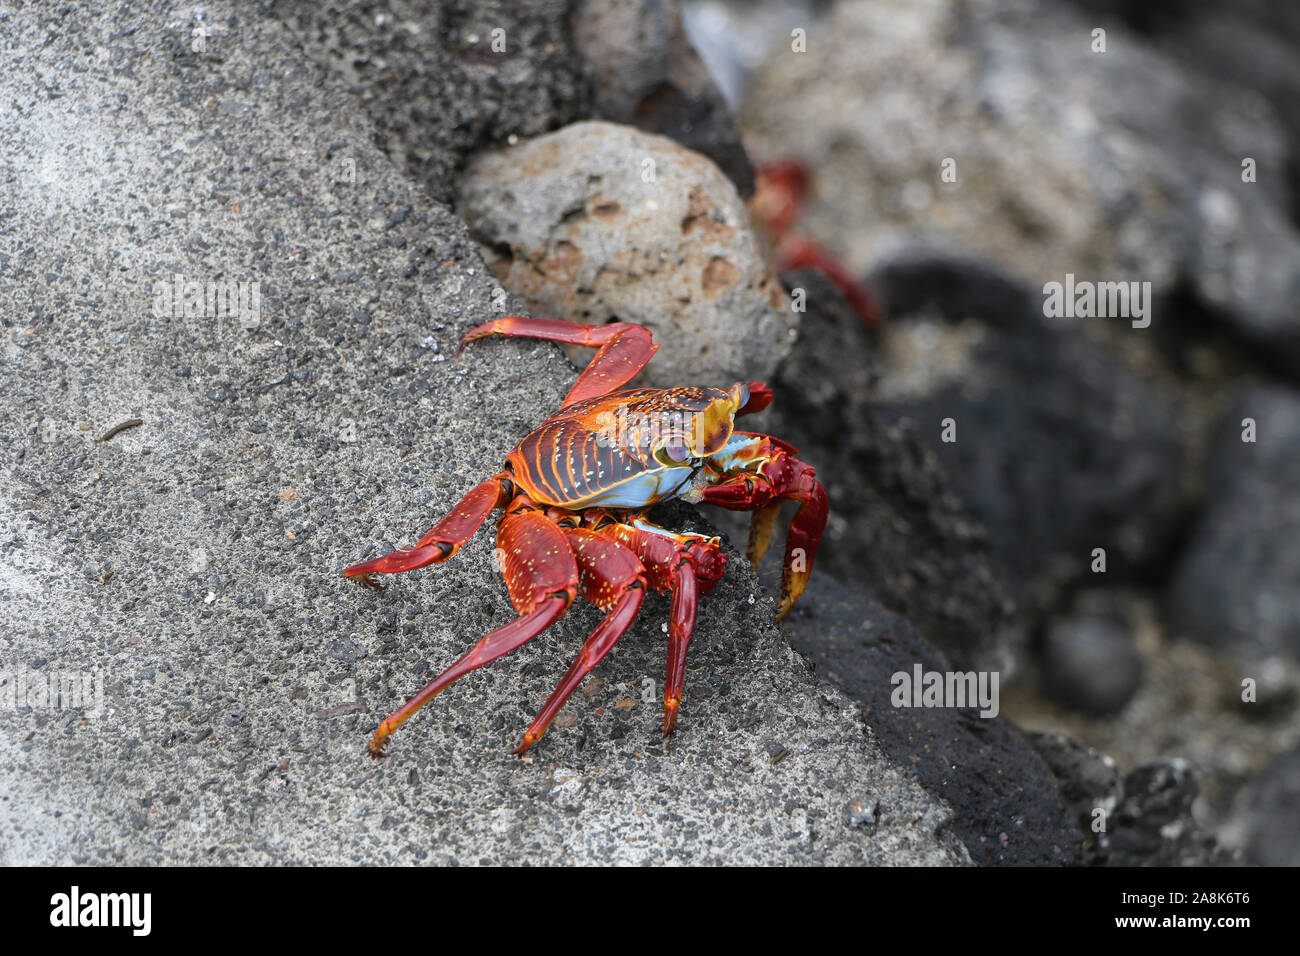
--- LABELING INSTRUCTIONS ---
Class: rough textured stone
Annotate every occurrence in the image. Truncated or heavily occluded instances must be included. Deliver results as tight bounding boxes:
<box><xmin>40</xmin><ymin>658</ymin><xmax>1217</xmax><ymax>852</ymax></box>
<box><xmin>273</xmin><ymin>0</ymin><xmax>591</xmax><ymax>207</ymax></box>
<box><xmin>0</xmin><ymin>1</ymin><xmax>968</xmax><ymax>866</ymax></box>
<box><xmin>456</xmin><ymin>120</ymin><xmax>795</xmax><ymax>388</ymax></box>
<box><xmin>1030</xmin><ymin>734</ymin><xmax>1230</xmax><ymax>866</ymax></box>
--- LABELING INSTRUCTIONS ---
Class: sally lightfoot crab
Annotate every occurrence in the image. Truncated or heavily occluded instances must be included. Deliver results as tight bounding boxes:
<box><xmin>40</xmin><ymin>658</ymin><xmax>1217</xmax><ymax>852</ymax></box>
<box><xmin>345</xmin><ymin>317</ymin><xmax>828</xmax><ymax>757</ymax></box>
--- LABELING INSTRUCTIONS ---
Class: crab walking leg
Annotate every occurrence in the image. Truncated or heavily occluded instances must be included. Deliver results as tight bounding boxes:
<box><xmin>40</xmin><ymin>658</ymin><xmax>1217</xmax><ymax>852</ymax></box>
<box><xmin>586</xmin><ymin>514</ymin><xmax>727</xmax><ymax>736</ymax></box>
<box><xmin>367</xmin><ymin>598</ymin><xmax>567</xmax><ymax>758</ymax></box>
<box><xmin>659</xmin><ymin>565</ymin><xmax>696</xmax><ymax>735</ymax></box>
<box><xmin>777</xmin><ymin>463</ymin><xmax>829</xmax><ymax>616</ymax></box>
<box><xmin>512</xmin><ymin>527</ymin><xmax>648</xmax><ymax>755</ymax></box>
<box><xmin>344</xmin><ymin>473</ymin><xmax>513</xmax><ymax>589</ymax></box>
<box><xmin>772</xmin><ymin>235</ymin><xmax>883</xmax><ymax>329</ymax></box>
<box><xmin>699</xmin><ymin>433</ymin><xmax>828</xmax><ymax>619</ymax></box>
<box><xmin>746</xmin><ymin>501</ymin><xmax>784</xmax><ymax>566</ymax></box>
<box><xmin>367</xmin><ymin>507</ymin><xmax>578</xmax><ymax>757</ymax></box>
<box><xmin>457</xmin><ymin>317</ymin><xmax>658</xmax><ymax>407</ymax></box>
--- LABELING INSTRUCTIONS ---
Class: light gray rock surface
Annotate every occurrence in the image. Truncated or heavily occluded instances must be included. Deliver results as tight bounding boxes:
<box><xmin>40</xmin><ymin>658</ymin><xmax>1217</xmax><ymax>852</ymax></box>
<box><xmin>456</xmin><ymin>121</ymin><xmax>796</xmax><ymax>389</ymax></box>
<box><xmin>0</xmin><ymin>2</ymin><xmax>967</xmax><ymax>866</ymax></box>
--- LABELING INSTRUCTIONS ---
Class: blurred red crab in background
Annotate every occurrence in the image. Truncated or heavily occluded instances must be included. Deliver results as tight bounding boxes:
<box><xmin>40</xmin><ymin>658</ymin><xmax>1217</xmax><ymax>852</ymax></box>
<box><xmin>750</xmin><ymin>157</ymin><xmax>884</xmax><ymax>329</ymax></box>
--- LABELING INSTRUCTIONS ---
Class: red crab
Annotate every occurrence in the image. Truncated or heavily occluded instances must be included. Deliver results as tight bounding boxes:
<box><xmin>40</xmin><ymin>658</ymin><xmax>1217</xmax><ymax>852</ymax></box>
<box><xmin>345</xmin><ymin>317</ymin><xmax>828</xmax><ymax>757</ymax></box>
<box><xmin>751</xmin><ymin>158</ymin><xmax>883</xmax><ymax>329</ymax></box>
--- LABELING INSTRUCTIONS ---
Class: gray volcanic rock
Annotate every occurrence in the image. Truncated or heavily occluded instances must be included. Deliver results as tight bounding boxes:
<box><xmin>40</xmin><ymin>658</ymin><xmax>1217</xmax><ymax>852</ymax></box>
<box><xmin>456</xmin><ymin>121</ymin><xmax>795</xmax><ymax>389</ymax></box>
<box><xmin>1166</xmin><ymin>385</ymin><xmax>1300</xmax><ymax>666</ymax></box>
<box><xmin>272</xmin><ymin>0</ymin><xmax>591</xmax><ymax>207</ymax></box>
<box><xmin>0</xmin><ymin>1</ymin><xmax>967</xmax><ymax>866</ymax></box>
<box><xmin>275</xmin><ymin>0</ymin><xmax>754</xmax><ymax>204</ymax></box>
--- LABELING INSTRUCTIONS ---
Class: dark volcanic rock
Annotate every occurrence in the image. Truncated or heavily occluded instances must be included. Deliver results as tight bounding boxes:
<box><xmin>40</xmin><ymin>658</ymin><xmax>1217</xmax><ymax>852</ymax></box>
<box><xmin>870</xmin><ymin>253</ymin><xmax>1184</xmax><ymax>618</ymax></box>
<box><xmin>1042</xmin><ymin>591</ymin><xmax>1144</xmax><ymax>717</ymax></box>
<box><xmin>781</xmin><ymin>571</ymin><xmax>1081</xmax><ymax>866</ymax></box>
<box><xmin>1227</xmin><ymin>743</ymin><xmax>1300</xmax><ymax>866</ymax></box>
<box><xmin>1166</xmin><ymin>385</ymin><xmax>1300</xmax><ymax>666</ymax></box>
<box><xmin>1107</xmin><ymin>762</ymin><xmax>1227</xmax><ymax>866</ymax></box>
<box><xmin>757</xmin><ymin>268</ymin><xmax>1022</xmax><ymax>676</ymax></box>
<box><xmin>1031</xmin><ymin>733</ymin><xmax>1229</xmax><ymax>866</ymax></box>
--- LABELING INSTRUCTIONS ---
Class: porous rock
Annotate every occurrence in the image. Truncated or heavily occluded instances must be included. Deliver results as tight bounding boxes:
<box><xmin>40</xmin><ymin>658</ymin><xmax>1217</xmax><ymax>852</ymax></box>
<box><xmin>456</xmin><ymin>120</ymin><xmax>795</xmax><ymax>389</ymax></box>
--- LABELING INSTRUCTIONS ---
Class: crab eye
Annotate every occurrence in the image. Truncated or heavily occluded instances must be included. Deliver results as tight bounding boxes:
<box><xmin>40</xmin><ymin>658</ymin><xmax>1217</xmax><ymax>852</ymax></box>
<box><xmin>653</xmin><ymin>440</ymin><xmax>689</xmax><ymax>466</ymax></box>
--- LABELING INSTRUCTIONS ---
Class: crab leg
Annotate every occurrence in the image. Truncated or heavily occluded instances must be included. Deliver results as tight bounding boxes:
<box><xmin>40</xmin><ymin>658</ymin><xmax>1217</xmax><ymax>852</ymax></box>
<box><xmin>771</xmin><ymin>236</ymin><xmax>883</xmax><ymax>329</ymax></box>
<box><xmin>458</xmin><ymin>317</ymin><xmax>658</xmax><ymax>407</ymax></box>
<box><xmin>698</xmin><ymin>433</ymin><xmax>828</xmax><ymax>619</ymax></box>
<box><xmin>745</xmin><ymin>501</ymin><xmax>785</xmax><ymax>566</ymax></box>
<box><xmin>366</xmin><ymin>506</ymin><xmax>578</xmax><ymax>757</ymax></box>
<box><xmin>585</xmin><ymin>514</ymin><xmax>726</xmax><ymax>736</ymax></box>
<box><xmin>753</xmin><ymin>159</ymin><xmax>883</xmax><ymax>328</ymax></box>
<box><xmin>345</xmin><ymin>473</ymin><xmax>513</xmax><ymax>589</ymax></box>
<box><xmin>512</xmin><ymin>528</ymin><xmax>648</xmax><ymax>755</ymax></box>
<box><xmin>736</xmin><ymin>380</ymin><xmax>774</xmax><ymax>416</ymax></box>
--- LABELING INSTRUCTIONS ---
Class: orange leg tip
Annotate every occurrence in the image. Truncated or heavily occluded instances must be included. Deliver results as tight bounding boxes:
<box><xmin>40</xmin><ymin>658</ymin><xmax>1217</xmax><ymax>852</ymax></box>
<box><xmin>346</xmin><ymin>571</ymin><xmax>386</xmax><ymax>592</ymax></box>
<box><xmin>511</xmin><ymin>731</ymin><xmax>539</xmax><ymax>757</ymax></box>
<box><xmin>775</xmin><ymin>589</ymin><xmax>805</xmax><ymax>621</ymax></box>
<box><xmin>775</xmin><ymin>591</ymin><xmax>794</xmax><ymax>621</ymax></box>
<box><xmin>367</xmin><ymin>719</ymin><xmax>396</xmax><ymax>759</ymax></box>
<box><xmin>457</xmin><ymin>319</ymin><xmax>508</xmax><ymax>357</ymax></box>
<box><xmin>662</xmin><ymin>698</ymin><xmax>680</xmax><ymax>737</ymax></box>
